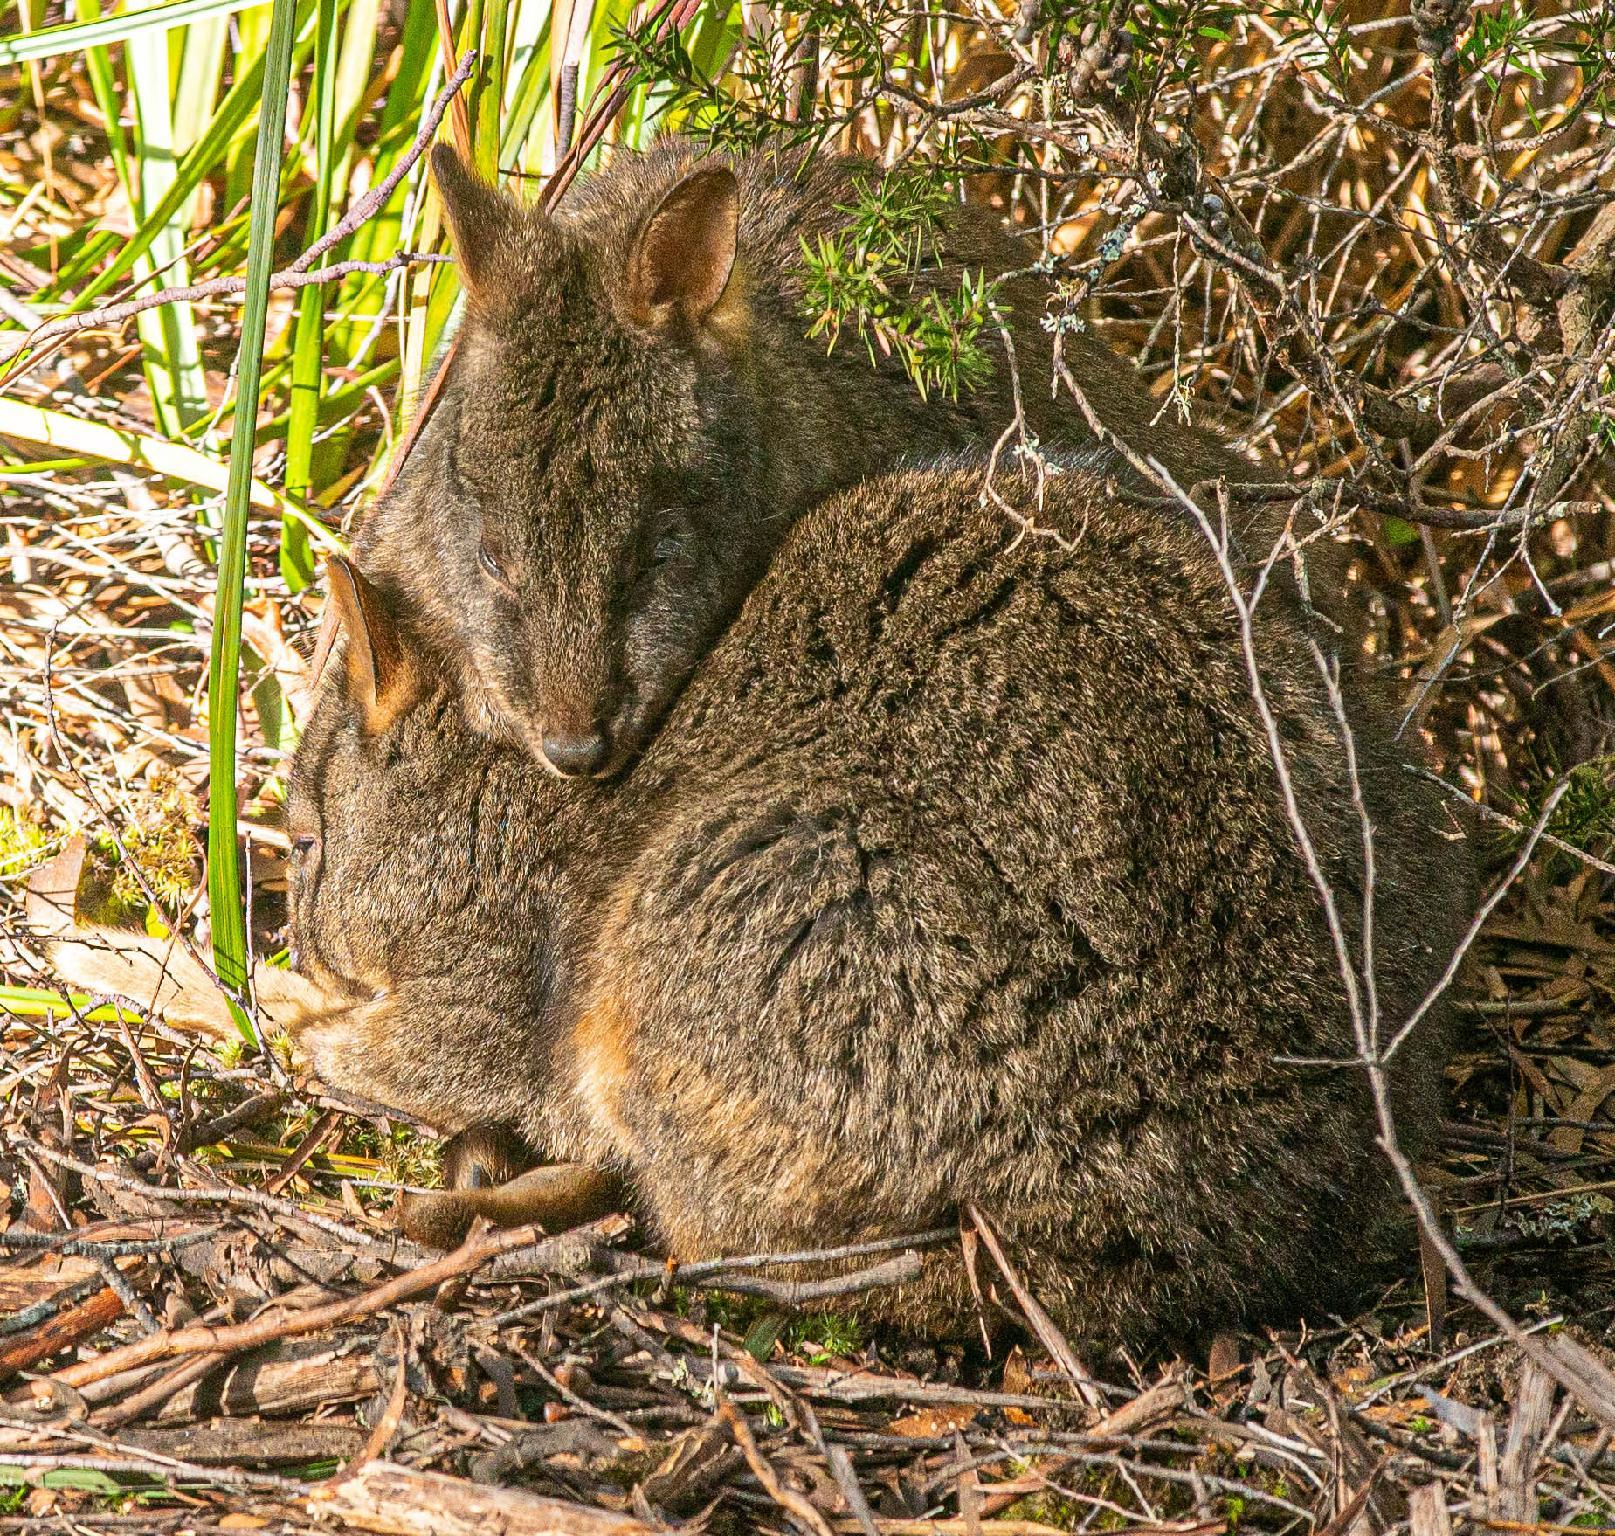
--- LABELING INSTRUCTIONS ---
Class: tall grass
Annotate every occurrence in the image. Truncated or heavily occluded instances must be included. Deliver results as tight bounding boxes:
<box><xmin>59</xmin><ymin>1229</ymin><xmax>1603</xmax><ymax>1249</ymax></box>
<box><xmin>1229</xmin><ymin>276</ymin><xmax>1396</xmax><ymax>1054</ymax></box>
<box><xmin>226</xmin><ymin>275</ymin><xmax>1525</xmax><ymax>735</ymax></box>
<box><xmin>1</xmin><ymin>0</ymin><xmax>743</xmax><ymax>1038</ymax></box>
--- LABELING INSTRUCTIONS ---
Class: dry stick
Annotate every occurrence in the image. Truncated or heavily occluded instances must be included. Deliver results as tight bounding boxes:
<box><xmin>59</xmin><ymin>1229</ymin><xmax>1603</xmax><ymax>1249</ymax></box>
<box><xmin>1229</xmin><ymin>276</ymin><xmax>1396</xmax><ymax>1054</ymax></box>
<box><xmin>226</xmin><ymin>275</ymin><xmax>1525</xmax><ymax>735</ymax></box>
<box><xmin>184</xmin><ymin>1089</ymin><xmax>286</xmax><ymax>1149</ymax></box>
<box><xmin>1156</xmin><ymin>453</ymin><xmax>1615</xmax><ymax>1433</ymax></box>
<box><xmin>965</xmin><ymin>1204</ymin><xmax>1105</xmax><ymax>1414</ymax></box>
<box><xmin>0</xmin><ymin>255</ymin><xmax>448</xmax><ymax>364</ymax></box>
<box><xmin>488</xmin><ymin>1248</ymin><xmax>927</xmax><ymax>1328</ymax></box>
<box><xmin>51</xmin><ymin>1222</ymin><xmax>551</xmax><ymax>1390</ymax></box>
<box><xmin>1381</xmin><ymin>783</ymin><xmax>1569</xmax><ymax>1063</ymax></box>
<box><xmin>0</xmin><ymin>1410</ymin><xmax>301</xmax><ymax>1490</ymax></box>
<box><xmin>264</xmin><ymin>1107</ymin><xmax>343</xmax><ymax>1195</ymax></box>
<box><xmin>974</xmin><ymin>1378</ymin><xmax>1190</xmax><ymax>1520</ymax></box>
<box><xmin>291</xmin><ymin>50</ymin><xmax>477</xmax><ymax>275</ymax></box>
<box><xmin>845</xmin><ymin>1524</ymin><xmax>1209</xmax><ymax>1536</ymax></box>
<box><xmin>13</xmin><ymin>1133</ymin><xmax>398</xmax><ymax>1256</ymax></box>
<box><xmin>355</xmin><ymin>1317</ymin><xmax>412</xmax><ymax>1466</ymax></box>
<box><xmin>487</xmin><ymin>1229</ymin><xmax>953</xmax><ymax>1327</ymax></box>
<box><xmin>307</xmin><ymin>1459</ymin><xmax>658</xmax><ymax>1536</ymax></box>
<box><xmin>708</xmin><ymin>1251</ymin><xmax>922</xmax><ymax>1303</ymax></box>
<box><xmin>0</xmin><ymin>1451</ymin><xmax>295</xmax><ymax>1492</ymax></box>
<box><xmin>0</xmin><ymin>1224</ymin><xmax>218</xmax><ymax>1258</ymax></box>
<box><xmin>1415</xmin><ymin>767</ymin><xmax>1615</xmax><ymax>879</ymax></box>
<box><xmin>715</xmin><ymin>1377</ymin><xmax>836</xmax><ymax>1536</ymax></box>
<box><xmin>93</xmin><ymin>1351</ymin><xmax>230</xmax><ymax>1431</ymax></box>
<box><xmin>0</xmin><ymin>1286</ymin><xmax>122</xmax><ymax>1381</ymax></box>
<box><xmin>430</xmin><ymin>0</ymin><xmax>474</xmax><ymax>162</ymax></box>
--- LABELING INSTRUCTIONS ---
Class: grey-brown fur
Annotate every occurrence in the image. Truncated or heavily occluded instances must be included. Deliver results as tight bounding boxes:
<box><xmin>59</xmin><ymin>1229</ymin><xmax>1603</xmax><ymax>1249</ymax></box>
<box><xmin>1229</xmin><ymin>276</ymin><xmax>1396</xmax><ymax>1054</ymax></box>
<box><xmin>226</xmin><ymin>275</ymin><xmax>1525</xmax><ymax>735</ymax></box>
<box><xmin>290</xmin><ymin>459</ymin><xmax>1470</xmax><ymax>1353</ymax></box>
<box><xmin>357</xmin><ymin>137</ymin><xmax>1250</xmax><ymax>778</ymax></box>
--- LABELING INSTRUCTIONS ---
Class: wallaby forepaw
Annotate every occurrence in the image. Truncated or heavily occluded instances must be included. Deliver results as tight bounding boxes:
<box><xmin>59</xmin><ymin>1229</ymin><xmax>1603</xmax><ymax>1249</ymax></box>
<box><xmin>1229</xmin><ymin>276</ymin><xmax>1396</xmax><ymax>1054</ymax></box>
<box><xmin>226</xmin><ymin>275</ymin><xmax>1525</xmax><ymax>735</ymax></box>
<box><xmin>399</xmin><ymin>1160</ymin><xmax>626</xmax><ymax>1249</ymax></box>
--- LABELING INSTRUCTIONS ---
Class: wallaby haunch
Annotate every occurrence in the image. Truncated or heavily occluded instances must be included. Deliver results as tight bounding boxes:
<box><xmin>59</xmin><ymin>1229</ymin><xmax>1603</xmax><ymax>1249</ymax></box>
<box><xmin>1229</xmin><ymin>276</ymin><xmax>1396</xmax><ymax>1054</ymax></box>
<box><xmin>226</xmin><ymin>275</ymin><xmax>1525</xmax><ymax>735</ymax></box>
<box><xmin>281</xmin><ymin>458</ymin><xmax>1470</xmax><ymax>1352</ymax></box>
<box><xmin>358</xmin><ymin>139</ymin><xmax>1256</xmax><ymax>779</ymax></box>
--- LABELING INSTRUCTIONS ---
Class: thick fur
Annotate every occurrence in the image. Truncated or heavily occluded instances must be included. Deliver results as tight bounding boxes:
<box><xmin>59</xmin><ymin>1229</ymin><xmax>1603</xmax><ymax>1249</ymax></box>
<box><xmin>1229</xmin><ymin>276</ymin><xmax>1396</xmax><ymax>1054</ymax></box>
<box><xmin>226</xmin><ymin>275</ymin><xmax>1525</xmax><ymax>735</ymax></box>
<box><xmin>288</xmin><ymin>461</ymin><xmax>1472</xmax><ymax>1354</ymax></box>
<box><xmin>357</xmin><ymin>137</ymin><xmax>1255</xmax><ymax>776</ymax></box>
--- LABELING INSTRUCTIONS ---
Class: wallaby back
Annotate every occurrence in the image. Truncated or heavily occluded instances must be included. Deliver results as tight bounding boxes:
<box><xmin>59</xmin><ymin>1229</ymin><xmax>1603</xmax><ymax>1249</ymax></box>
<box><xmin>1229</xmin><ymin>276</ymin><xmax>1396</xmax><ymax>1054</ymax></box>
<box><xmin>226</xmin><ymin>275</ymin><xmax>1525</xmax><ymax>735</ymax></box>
<box><xmin>357</xmin><ymin>137</ymin><xmax>1257</xmax><ymax>780</ymax></box>
<box><xmin>572</xmin><ymin>461</ymin><xmax>1469</xmax><ymax>1345</ymax></box>
<box><xmin>293</xmin><ymin>460</ymin><xmax>1470</xmax><ymax>1352</ymax></box>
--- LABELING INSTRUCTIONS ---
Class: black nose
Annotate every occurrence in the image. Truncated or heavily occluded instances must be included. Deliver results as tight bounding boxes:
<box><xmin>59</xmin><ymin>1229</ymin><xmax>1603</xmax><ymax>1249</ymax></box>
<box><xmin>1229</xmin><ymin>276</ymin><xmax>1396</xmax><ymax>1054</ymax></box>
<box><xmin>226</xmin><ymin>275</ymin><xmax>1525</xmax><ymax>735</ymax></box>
<box><xmin>541</xmin><ymin>727</ymin><xmax>610</xmax><ymax>777</ymax></box>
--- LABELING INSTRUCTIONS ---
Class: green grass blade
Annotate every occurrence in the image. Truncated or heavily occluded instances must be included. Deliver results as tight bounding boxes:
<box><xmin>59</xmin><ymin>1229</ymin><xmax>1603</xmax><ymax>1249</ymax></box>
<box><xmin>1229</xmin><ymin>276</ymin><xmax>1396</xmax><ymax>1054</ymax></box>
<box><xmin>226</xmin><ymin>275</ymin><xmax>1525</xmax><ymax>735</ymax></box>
<box><xmin>73</xmin><ymin>0</ymin><xmax>134</xmax><ymax>191</ymax></box>
<box><xmin>0</xmin><ymin>0</ymin><xmax>264</xmax><ymax>65</ymax></box>
<box><xmin>0</xmin><ymin>985</ymin><xmax>146</xmax><ymax>1025</ymax></box>
<box><xmin>50</xmin><ymin>0</ymin><xmax>316</xmax><ymax>307</ymax></box>
<box><xmin>127</xmin><ymin>5</ymin><xmax>211</xmax><ymax>444</ymax></box>
<box><xmin>499</xmin><ymin>0</ymin><xmax>553</xmax><ymax>172</ymax></box>
<box><xmin>476</xmin><ymin>0</ymin><xmax>511</xmax><ymax>179</ymax></box>
<box><xmin>206</xmin><ymin>0</ymin><xmax>300</xmax><ymax>1041</ymax></box>
<box><xmin>282</xmin><ymin>0</ymin><xmax>340</xmax><ymax>590</ymax></box>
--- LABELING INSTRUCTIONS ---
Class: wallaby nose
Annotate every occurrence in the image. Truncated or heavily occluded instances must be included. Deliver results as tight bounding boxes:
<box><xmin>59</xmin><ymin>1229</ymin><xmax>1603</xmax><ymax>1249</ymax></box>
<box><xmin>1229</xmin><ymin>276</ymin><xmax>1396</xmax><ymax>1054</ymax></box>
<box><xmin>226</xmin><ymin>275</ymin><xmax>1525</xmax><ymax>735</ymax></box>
<box><xmin>541</xmin><ymin>726</ymin><xmax>611</xmax><ymax>777</ymax></box>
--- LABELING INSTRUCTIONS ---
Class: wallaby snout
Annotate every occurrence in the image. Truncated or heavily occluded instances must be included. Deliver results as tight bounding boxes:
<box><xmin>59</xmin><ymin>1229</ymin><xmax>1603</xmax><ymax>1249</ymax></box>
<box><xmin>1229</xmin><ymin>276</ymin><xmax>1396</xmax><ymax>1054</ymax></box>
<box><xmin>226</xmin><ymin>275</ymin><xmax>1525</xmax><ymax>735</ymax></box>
<box><xmin>539</xmin><ymin>724</ymin><xmax>612</xmax><ymax>779</ymax></box>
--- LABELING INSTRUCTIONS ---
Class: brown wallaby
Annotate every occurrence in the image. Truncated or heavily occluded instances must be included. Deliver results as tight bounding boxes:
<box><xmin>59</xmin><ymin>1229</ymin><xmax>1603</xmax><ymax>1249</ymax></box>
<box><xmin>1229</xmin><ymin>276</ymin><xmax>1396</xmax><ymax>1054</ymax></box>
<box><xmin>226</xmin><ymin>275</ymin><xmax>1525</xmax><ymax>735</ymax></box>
<box><xmin>279</xmin><ymin>456</ymin><xmax>1468</xmax><ymax>1352</ymax></box>
<box><xmin>357</xmin><ymin>137</ymin><xmax>1270</xmax><ymax>781</ymax></box>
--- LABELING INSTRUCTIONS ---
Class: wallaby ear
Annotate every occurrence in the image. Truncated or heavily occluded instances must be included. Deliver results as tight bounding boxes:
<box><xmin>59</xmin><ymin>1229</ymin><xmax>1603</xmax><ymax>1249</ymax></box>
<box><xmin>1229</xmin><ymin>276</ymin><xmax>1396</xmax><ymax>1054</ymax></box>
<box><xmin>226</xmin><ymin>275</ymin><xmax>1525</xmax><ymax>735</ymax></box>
<box><xmin>323</xmin><ymin>557</ymin><xmax>418</xmax><ymax>736</ymax></box>
<box><xmin>431</xmin><ymin>143</ymin><xmax>521</xmax><ymax>305</ymax></box>
<box><xmin>624</xmin><ymin>164</ymin><xmax>740</xmax><ymax>330</ymax></box>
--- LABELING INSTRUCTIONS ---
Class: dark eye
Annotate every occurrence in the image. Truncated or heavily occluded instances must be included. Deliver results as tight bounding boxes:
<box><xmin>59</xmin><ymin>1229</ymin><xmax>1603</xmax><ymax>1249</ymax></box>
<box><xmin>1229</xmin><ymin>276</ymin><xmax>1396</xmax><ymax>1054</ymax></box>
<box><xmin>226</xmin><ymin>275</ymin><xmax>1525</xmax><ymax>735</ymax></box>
<box><xmin>651</xmin><ymin>535</ymin><xmax>684</xmax><ymax>568</ymax></box>
<box><xmin>292</xmin><ymin>834</ymin><xmax>317</xmax><ymax>857</ymax></box>
<box><xmin>477</xmin><ymin>542</ymin><xmax>506</xmax><ymax>582</ymax></box>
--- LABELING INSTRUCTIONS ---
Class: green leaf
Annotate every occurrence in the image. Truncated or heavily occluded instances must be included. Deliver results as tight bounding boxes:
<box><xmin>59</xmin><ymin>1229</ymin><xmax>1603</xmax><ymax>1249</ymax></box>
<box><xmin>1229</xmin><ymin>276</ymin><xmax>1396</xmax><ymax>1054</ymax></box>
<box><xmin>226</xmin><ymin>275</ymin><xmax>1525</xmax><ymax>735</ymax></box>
<box><xmin>206</xmin><ymin>0</ymin><xmax>301</xmax><ymax>1043</ymax></box>
<box><xmin>742</xmin><ymin>1310</ymin><xmax>786</xmax><ymax>1361</ymax></box>
<box><xmin>0</xmin><ymin>0</ymin><xmax>264</xmax><ymax>65</ymax></box>
<box><xmin>0</xmin><ymin>986</ymin><xmax>145</xmax><ymax>1024</ymax></box>
<box><xmin>283</xmin><ymin>0</ymin><xmax>341</xmax><ymax>590</ymax></box>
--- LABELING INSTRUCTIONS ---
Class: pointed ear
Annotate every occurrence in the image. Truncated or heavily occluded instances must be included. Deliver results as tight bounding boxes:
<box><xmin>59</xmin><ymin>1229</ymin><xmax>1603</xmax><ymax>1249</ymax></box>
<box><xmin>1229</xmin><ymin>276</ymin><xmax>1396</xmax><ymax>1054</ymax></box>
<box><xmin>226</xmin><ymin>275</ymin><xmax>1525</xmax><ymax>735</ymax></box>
<box><xmin>624</xmin><ymin>165</ymin><xmax>740</xmax><ymax>330</ymax></box>
<box><xmin>431</xmin><ymin>143</ymin><xmax>522</xmax><ymax>305</ymax></box>
<box><xmin>323</xmin><ymin>557</ymin><xmax>419</xmax><ymax>735</ymax></box>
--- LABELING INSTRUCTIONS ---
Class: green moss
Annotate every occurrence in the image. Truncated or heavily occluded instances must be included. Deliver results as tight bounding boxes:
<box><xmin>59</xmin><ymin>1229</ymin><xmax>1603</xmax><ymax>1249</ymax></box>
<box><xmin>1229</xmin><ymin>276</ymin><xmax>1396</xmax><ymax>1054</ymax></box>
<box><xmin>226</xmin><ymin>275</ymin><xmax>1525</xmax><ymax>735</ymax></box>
<box><xmin>1510</xmin><ymin>753</ymin><xmax>1615</xmax><ymax>866</ymax></box>
<box><xmin>783</xmin><ymin>1309</ymin><xmax>865</xmax><ymax>1363</ymax></box>
<box><xmin>0</xmin><ymin>806</ymin><xmax>47</xmax><ymax>878</ymax></box>
<box><xmin>372</xmin><ymin>1124</ymin><xmax>444</xmax><ymax>1195</ymax></box>
<box><xmin>110</xmin><ymin>769</ymin><xmax>201</xmax><ymax>913</ymax></box>
<box><xmin>1001</xmin><ymin>1490</ymin><xmax>1085</xmax><ymax>1531</ymax></box>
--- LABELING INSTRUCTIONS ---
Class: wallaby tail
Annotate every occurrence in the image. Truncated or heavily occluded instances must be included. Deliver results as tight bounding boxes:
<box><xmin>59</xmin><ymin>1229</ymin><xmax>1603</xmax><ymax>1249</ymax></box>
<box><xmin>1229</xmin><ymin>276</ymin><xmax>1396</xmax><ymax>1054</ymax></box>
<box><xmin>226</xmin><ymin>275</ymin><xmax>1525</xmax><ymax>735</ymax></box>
<box><xmin>25</xmin><ymin>837</ymin><xmax>326</xmax><ymax>1041</ymax></box>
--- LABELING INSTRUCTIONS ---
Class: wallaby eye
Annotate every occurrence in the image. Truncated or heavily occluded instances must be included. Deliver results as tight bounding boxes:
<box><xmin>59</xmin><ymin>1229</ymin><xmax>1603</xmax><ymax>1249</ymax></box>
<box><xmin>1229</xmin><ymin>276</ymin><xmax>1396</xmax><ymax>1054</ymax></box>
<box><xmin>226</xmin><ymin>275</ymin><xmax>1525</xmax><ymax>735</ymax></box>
<box><xmin>477</xmin><ymin>541</ymin><xmax>507</xmax><ymax>582</ymax></box>
<box><xmin>292</xmin><ymin>834</ymin><xmax>318</xmax><ymax>857</ymax></box>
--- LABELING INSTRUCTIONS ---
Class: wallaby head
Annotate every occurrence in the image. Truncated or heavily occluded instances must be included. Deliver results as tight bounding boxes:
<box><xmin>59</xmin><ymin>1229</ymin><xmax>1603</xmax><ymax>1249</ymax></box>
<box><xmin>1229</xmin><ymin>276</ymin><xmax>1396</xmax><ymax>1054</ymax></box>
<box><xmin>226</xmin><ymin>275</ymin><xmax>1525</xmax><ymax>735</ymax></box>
<box><xmin>286</xmin><ymin>556</ymin><xmax>427</xmax><ymax>996</ymax></box>
<box><xmin>285</xmin><ymin>557</ymin><xmax>604</xmax><ymax>1140</ymax></box>
<box><xmin>361</xmin><ymin>145</ymin><xmax>775</xmax><ymax>780</ymax></box>
<box><xmin>361</xmin><ymin>137</ymin><xmax>1262</xmax><ymax>780</ymax></box>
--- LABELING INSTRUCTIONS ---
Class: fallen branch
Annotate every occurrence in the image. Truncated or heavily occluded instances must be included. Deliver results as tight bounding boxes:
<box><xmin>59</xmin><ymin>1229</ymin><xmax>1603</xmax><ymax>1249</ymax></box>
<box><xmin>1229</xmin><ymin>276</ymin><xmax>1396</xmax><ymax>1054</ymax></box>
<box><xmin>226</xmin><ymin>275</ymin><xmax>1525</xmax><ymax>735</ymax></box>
<box><xmin>305</xmin><ymin>1460</ymin><xmax>660</xmax><ymax>1535</ymax></box>
<box><xmin>0</xmin><ymin>1285</ymin><xmax>123</xmax><ymax>1383</ymax></box>
<box><xmin>0</xmin><ymin>254</ymin><xmax>448</xmax><ymax>364</ymax></box>
<box><xmin>50</xmin><ymin>1223</ymin><xmax>559</xmax><ymax>1389</ymax></box>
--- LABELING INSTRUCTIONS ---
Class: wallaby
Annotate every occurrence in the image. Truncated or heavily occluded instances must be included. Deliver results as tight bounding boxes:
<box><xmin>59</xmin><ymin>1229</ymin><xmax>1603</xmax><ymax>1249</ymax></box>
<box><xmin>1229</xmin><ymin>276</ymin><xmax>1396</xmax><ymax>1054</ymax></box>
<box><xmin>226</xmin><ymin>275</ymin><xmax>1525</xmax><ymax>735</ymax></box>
<box><xmin>306</xmin><ymin>458</ymin><xmax>1466</xmax><ymax>1350</ymax></box>
<box><xmin>357</xmin><ymin>137</ymin><xmax>1274</xmax><ymax>781</ymax></box>
<box><xmin>39</xmin><ymin>461</ymin><xmax>1462</xmax><ymax>1349</ymax></box>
